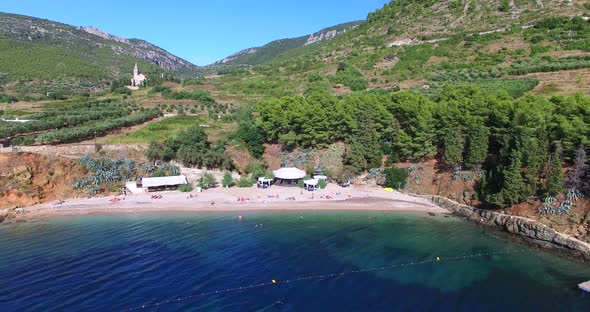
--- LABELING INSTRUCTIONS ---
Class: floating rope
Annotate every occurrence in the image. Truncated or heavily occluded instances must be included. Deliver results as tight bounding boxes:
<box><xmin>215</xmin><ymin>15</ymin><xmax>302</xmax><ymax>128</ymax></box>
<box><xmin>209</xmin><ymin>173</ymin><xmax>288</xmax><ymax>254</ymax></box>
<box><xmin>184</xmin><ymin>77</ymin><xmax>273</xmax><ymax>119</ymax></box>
<box><xmin>127</xmin><ymin>249</ymin><xmax>526</xmax><ymax>311</ymax></box>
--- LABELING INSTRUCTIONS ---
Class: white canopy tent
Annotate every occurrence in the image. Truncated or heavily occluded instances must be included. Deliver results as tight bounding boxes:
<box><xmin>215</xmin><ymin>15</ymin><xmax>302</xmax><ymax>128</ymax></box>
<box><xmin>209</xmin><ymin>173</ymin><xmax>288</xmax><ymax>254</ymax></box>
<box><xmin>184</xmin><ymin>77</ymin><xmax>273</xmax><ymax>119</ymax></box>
<box><xmin>273</xmin><ymin>167</ymin><xmax>306</xmax><ymax>180</ymax></box>
<box><xmin>273</xmin><ymin>167</ymin><xmax>306</xmax><ymax>185</ymax></box>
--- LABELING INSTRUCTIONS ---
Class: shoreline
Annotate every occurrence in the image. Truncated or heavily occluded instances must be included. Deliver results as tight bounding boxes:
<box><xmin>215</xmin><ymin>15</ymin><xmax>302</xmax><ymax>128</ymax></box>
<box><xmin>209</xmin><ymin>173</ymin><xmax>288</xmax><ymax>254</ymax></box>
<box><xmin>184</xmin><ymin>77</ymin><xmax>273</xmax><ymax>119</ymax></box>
<box><xmin>9</xmin><ymin>185</ymin><xmax>448</xmax><ymax>221</ymax></box>
<box><xmin>5</xmin><ymin>185</ymin><xmax>590</xmax><ymax>263</ymax></box>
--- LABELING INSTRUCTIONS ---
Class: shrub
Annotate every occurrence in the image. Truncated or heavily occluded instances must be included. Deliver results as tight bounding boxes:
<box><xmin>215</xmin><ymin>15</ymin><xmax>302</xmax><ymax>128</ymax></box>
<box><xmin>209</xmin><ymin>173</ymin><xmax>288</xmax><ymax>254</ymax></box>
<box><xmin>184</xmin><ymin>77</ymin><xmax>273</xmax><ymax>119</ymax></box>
<box><xmin>384</xmin><ymin>167</ymin><xmax>409</xmax><ymax>189</ymax></box>
<box><xmin>319</xmin><ymin>179</ymin><xmax>328</xmax><ymax>189</ymax></box>
<box><xmin>332</xmin><ymin>63</ymin><xmax>369</xmax><ymax>91</ymax></box>
<box><xmin>298</xmin><ymin>180</ymin><xmax>305</xmax><ymax>188</ymax></box>
<box><xmin>237</xmin><ymin>177</ymin><xmax>254</xmax><ymax>187</ymax></box>
<box><xmin>179</xmin><ymin>183</ymin><xmax>193</xmax><ymax>192</ymax></box>
<box><xmin>198</xmin><ymin>173</ymin><xmax>216</xmax><ymax>189</ymax></box>
<box><xmin>222</xmin><ymin>172</ymin><xmax>234</xmax><ymax>188</ymax></box>
<box><xmin>499</xmin><ymin>0</ymin><xmax>510</xmax><ymax>12</ymax></box>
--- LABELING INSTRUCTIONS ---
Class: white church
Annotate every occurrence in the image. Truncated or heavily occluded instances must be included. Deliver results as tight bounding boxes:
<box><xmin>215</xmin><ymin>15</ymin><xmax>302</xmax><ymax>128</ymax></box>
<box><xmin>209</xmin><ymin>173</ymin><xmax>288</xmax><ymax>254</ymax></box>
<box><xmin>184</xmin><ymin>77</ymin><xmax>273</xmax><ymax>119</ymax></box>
<box><xmin>128</xmin><ymin>63</ymin><xmax>146</xmax><ymax>90</ymax></box>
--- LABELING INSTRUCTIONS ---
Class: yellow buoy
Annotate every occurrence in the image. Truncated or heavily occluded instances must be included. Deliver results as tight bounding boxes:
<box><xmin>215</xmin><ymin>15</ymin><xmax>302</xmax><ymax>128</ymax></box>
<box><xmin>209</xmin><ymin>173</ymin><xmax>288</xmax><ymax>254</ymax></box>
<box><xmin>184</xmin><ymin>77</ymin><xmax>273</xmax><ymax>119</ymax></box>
<box><xmin>272</xmin><ymin>280</ymin><xmax>277</xmax><ymax>283</ymax></box>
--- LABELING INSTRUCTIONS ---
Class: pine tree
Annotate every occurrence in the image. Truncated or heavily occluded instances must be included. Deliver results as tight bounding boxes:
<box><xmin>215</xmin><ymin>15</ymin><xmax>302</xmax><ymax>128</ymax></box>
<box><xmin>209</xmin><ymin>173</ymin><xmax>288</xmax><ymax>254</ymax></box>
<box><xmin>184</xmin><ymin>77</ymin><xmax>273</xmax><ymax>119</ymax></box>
<box><xmin>442</xmin><ymin>129</ymin><xmax>465</xmax><ymax>167</ymax></box>
<box><xmin>546</xmin><ymin>147</ymin><xmax>565</xmax><ymax>196</ymax></box>
<box><xmin>464</xmin><ymin>124</ymin><xmax>489</xmax><ymax>168</ymax></box>
<box><xmin>498</xmin><ymin>150</ymin><xmax>525</xmax><ymax>206</ymax></box>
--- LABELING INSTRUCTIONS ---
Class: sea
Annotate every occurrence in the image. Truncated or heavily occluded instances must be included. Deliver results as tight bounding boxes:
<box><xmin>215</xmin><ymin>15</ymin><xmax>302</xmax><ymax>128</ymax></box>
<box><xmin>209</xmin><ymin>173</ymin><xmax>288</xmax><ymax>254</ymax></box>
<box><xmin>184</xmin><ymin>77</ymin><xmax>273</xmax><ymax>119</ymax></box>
<box><xmin>0</xmin><ymin>211</ymin><xmax>589</xmax><ymax>311</ymax></box>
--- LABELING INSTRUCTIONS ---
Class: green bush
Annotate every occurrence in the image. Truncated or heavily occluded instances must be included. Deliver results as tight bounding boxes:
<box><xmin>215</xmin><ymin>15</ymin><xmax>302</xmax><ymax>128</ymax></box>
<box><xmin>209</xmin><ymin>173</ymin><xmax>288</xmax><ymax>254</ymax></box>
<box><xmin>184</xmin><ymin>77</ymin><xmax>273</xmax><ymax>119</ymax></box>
<box><xmin>198</xmin><ymin>173</ymin><xmax>216</xmax><ymax>189</ymax></box>
<box><xmin>384</xmin><ymin>167</ymin><xmax>408</xmax><ymax>189</ymax></box>
<box><xmin>319</xmin><ymin>179</ymin><xmax>328</xmax><ymax>189</ymax></box>
<box><xmin>332</xmin><ymin>63</ymin><xmax>369</xmax><ymax>91</ymax></box>
<box><xmin>499</xmin><ymin>0</ymin><xmax>510</xmax><ymax>12</ymax></box>
<box><xmin>179</xmin><ymin>183</ymin><xmax>193</xmax><ymax>192</ymax></box>
<box><xmin>236</xmin><ymin>177</ymin><xmax>254</xmax><ymax>187</ymax></box>
<box><xmin>222</xmin><ymin>172</ymin><xmax>234</xmax><ymax>188</ymax></box>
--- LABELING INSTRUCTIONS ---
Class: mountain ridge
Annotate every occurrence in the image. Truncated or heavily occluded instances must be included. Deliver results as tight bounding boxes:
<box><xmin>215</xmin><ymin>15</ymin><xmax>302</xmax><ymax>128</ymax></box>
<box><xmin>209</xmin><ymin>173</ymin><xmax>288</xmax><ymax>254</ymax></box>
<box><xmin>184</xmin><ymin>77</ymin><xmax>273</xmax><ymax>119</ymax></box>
<box><xmin>213</xmin><ymin>21</ymin><xmax>362</xmax><ymax>66</ymax></box>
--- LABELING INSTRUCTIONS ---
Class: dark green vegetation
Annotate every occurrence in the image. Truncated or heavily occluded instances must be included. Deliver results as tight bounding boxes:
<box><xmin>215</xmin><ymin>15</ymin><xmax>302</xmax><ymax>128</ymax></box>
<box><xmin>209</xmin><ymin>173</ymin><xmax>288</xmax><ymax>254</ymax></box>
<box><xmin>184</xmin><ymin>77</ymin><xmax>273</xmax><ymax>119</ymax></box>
<box><xmin>146</xmin><ymin>126</ymin><xmax>233</xmax><ymax>170</ymax></box>
<box><xmin>0</xmin><ymin>12</ymin><xmax>199</xmax><ymax>97</ymax></box>
<box><xmin>229</xmin><ymin>107</ymin><xmax>265</xmax><ymax>158</ymax></box>
<box><xmin>1</xmin><ymin>99</ymin><xmax>161</xmax><ymax>145</ymax></box>
<box><xmin>256</xmin><ymin>86</ymin><xmax>590</xmax><ymax>207</ymax></box>
<box><xmin>384</xmin><ymin>167</ymin><xmax>409</xmax><ymax>189</ymax></box>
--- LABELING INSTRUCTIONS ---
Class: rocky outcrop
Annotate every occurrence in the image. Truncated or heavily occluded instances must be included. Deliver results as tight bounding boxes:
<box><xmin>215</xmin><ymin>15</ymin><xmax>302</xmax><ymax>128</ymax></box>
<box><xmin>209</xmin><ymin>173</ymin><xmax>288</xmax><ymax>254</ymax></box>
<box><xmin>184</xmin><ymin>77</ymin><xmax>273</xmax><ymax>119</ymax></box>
<box><xmin>428</xmin><ymin>196</ymin><xmax>590</xmax><ymax>261</ymax></box>
<box><xmin>80</xmin><ymin>26</ymin><xmax>130</xmax><ymax>44</ymax></box>
<box><xmin>304</xmin><ymin>29</ymin><xmax>345</xmax><ymax>46</ymax></box>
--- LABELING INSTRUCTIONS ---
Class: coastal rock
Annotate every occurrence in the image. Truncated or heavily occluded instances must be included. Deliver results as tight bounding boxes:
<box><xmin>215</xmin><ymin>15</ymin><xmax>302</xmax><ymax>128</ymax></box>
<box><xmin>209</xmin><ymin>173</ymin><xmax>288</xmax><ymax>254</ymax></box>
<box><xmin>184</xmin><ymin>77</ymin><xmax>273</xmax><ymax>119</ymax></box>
<box><xmin>0</xmin><ymin>209</ymin><xmax>8</xmax><ymax>224</ymax></box>
<box><xmin>427</xmin><ymin>195</ymin><xmax>590</xmax><ymax>261</ymax></box>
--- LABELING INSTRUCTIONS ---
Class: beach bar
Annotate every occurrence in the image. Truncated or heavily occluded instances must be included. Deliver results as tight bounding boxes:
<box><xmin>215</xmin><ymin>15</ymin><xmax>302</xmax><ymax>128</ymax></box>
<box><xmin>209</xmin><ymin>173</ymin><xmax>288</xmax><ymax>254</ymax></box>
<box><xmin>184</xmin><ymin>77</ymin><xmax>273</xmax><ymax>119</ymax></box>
<box><xmin>141</xmin><ymin>175</ymin><xmax>188</xmax><ymax>192</ymax></box>
<box><xmin>273</xmin><ymin>167</ymin><xmax>306</xmax><ymax>185</ymax></box>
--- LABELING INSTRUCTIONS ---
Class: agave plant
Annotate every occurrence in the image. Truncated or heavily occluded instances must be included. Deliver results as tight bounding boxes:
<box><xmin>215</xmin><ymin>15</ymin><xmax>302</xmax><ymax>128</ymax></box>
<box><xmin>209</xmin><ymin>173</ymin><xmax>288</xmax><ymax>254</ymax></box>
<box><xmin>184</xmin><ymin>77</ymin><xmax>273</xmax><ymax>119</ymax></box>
<box><xmin>543</xmin><ymin>196</ymin><xmax>557</xmax><ymax>205</ymax></box>
<box><xmin>462</xmin><ymin>173</ymin><xmax>476</xmax><ymax>181</ymax></box>
<box><xmin>566</xmin><ymin>188</ymin><xmax>582</xmax><ymax>201</ymax></box>
<box><xmin>87</xmin><ymin>186</ymin><xmax>101</xmax><ymax>195</ymax></box>
<box><xmin>558</xmin><ymin>200</ymin><xmax>574</xmax><ymax>215</ymax></box>
<box><xmin>73</xmin><ymin>179</ymin><xmax>89</xmax><ymax>190</ymax></box>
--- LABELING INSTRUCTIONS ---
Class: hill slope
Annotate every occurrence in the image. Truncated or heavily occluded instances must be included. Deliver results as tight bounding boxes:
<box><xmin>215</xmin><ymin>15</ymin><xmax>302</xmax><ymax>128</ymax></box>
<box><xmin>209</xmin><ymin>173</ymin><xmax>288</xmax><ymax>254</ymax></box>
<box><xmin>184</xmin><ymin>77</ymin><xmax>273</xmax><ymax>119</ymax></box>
<box><xmin>0</xmin><ymin>12</ymin><xmax>200</xmax><ymax>94</ymax></box>
<box><xmin>213</xmin><ymin>21</ymin><xmax>362</xmax><ymax>66</ymax></box>
<box><xmin>209</xmin><ymin>0</ymin><xmax>590</xmax><ymax>99</ymax></box>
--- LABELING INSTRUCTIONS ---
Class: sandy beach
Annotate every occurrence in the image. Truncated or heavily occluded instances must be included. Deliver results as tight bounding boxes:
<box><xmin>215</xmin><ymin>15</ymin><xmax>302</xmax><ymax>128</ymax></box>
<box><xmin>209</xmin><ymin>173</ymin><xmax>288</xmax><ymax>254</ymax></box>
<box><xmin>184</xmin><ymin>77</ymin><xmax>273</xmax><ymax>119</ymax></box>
<box><xmin>14</xmin><ymin>184</ymin><xmax>448</xmax><ymax>220</ymax></box>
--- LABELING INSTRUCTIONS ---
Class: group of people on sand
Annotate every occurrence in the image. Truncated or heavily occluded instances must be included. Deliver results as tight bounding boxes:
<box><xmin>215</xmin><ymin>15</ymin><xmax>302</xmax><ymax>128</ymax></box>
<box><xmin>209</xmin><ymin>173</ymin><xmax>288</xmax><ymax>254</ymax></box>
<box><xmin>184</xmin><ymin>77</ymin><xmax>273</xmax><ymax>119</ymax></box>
<box><xmin>109</xmin><ymin>197</ymin><xmax>125</xmax><ymax>203</ymax></box>
<box><xmin>151</xmin><ymin>194</ymin><xmax>163</xmax><ymax>200</ymax></box>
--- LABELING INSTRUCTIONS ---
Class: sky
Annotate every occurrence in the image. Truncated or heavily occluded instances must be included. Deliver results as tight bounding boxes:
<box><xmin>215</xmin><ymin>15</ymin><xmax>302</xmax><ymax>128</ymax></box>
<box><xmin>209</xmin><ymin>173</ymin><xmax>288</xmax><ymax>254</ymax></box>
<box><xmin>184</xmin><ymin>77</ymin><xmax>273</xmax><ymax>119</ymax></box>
<box><xmin>1</xmin><ymin>0</ymin><xmax>391</xmax><ymax>66</ymax></box>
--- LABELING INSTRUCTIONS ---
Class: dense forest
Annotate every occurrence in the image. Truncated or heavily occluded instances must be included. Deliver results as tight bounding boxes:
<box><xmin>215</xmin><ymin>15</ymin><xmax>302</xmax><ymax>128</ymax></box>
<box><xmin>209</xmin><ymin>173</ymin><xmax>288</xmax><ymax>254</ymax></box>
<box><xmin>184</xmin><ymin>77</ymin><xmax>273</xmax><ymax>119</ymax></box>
<box><xmin>252</xmin><ymin>85</ymin><xmax>590</xmax><ymax>207</ymax></box>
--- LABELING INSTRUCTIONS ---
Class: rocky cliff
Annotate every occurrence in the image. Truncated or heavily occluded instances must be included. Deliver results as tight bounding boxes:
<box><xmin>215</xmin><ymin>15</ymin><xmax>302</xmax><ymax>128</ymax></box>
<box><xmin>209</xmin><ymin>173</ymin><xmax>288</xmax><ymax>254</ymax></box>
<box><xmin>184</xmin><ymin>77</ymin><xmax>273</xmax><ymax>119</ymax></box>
<box><xmin>429</xmin><ymin>195</ymin><xmax>590</xmax><ymax>261</ymax></box>
<box><xmin>0</xmin><ymin>152</ymin><xmax>87</xmax><ymax>212</ymax></box>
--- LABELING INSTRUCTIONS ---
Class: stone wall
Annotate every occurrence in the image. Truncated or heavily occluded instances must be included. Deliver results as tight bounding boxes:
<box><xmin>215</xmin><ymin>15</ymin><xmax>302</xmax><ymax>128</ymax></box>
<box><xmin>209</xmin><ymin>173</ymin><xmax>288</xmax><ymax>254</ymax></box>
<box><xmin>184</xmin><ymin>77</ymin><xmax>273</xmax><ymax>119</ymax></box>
<box><xmin>427</xmin><ymin>195</ymin><xmax>590</xmax><ymax>261</ymax></box>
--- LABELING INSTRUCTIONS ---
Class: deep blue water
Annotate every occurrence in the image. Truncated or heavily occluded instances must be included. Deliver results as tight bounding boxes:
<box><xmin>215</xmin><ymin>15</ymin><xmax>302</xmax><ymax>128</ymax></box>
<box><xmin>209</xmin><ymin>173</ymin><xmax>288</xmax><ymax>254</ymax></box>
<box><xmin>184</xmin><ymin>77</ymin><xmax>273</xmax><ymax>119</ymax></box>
<box><xmin>0</xmin><ymin>211</ymin><xmax>589</xmax><ymax>311</ymax></box>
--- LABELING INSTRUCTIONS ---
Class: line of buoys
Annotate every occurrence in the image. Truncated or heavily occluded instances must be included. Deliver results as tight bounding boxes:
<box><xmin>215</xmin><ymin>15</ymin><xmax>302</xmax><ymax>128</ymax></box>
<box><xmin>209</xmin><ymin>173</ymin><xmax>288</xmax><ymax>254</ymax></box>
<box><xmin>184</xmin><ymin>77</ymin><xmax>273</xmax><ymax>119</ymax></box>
<box><xmin>127</xmin><ymin>249</ymin><xmax>526</xmax><ymax>311</ymax></box>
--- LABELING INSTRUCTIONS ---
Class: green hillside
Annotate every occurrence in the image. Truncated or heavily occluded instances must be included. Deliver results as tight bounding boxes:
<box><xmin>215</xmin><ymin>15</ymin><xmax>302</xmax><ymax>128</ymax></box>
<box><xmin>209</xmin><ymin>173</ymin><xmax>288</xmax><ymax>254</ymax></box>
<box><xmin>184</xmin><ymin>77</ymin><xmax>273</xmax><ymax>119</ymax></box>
<box><xmin>209</xmin><ymin>0</ymin><xmax>590</xmax><ymax>100</ymax></box>
<box><xmin>212</xmin><ymin>21</ymin><xmax>362</xmax><ymax>66</ymax></box>
<box><xmin>0</xmin><ymin>12</ymin><xmax>199</xmax><ymax>98</ymax></box>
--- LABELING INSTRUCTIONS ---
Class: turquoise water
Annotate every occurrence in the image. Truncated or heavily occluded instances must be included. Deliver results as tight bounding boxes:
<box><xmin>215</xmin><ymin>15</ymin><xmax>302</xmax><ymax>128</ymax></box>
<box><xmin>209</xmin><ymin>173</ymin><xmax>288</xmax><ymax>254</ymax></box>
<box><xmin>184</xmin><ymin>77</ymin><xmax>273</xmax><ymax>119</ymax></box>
<box><xmin>0</xmin><ymin>211</ymin><xmax>589</xmax><ymax>311</ymax></box>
